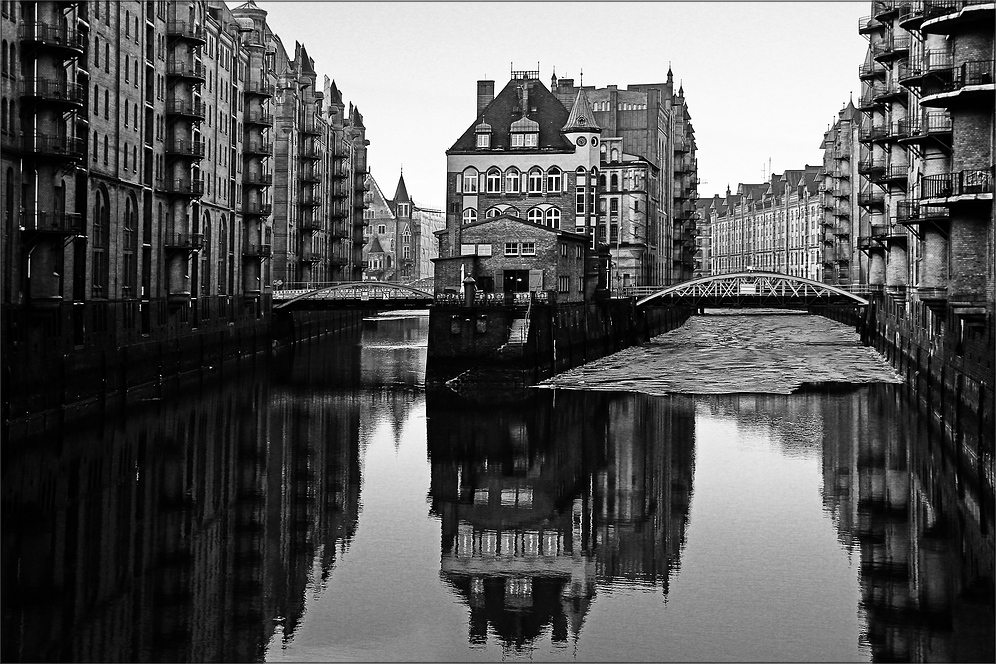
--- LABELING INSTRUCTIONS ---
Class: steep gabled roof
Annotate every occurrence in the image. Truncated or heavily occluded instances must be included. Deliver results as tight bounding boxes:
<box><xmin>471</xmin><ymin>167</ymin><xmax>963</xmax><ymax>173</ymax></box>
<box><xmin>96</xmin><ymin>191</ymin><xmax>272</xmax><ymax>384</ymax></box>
<box><xmin>367</xmin><ymin>236</ymin><xmax>386</xmax><ymax>253</ymax></box>
<box><xmin>448</xmin><ymin>78</ymin><xmax>573</xmax><ymax>153</ymax></box>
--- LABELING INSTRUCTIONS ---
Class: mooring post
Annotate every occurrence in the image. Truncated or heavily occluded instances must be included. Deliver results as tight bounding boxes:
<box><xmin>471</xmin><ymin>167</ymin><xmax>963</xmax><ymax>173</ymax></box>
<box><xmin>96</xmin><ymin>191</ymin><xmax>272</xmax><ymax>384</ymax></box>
<box><xmin>463</xmin><ymin>276</ymin><xmax>477</xmax><ymax>307</ymax></box>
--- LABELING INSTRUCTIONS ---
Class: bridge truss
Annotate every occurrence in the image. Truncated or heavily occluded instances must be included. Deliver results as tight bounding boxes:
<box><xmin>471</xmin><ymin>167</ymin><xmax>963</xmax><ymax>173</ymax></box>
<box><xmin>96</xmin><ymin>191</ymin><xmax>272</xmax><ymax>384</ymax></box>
<box><xmin>273</xmin><ymin>281</ymin><xmax>434</xmax><ymax>309</ymax></box>
<box><xmin>635</xmin><ymin>271</ymin><xmax>869</xmax><ymax>308</ymax></box>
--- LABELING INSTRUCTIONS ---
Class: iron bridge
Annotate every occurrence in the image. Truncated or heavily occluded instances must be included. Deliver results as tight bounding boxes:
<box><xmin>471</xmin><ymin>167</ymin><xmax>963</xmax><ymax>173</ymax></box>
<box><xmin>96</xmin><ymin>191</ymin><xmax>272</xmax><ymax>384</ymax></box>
<box><xmin>273</xmin><ymin>281</ymin><xmax>434</xmax><ymax>310</ymax></box>
<box><xmin>635</xmin><ymin>271</ymin><xmax>869</xmax><ymax>308</ymax></box>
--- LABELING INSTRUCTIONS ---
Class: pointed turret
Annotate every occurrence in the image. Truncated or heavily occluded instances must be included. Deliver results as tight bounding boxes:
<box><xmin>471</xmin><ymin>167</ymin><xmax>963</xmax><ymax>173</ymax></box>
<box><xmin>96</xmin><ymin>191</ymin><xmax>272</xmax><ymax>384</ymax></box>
<box><xmin>393</xmin><ymin>171</ymin><xmax>410</xmax><ymax>203</ymax></box>
<box><xmin>562</xmin><ymin>87</ymin><xmax>601</xmax><ymax>133</ymax></box>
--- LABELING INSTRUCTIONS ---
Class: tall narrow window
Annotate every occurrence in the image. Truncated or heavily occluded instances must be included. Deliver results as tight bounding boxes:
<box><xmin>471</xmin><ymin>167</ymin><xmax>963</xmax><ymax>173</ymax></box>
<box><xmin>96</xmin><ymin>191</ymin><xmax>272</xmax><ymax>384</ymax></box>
<box><xmin>486</xmin><ymin>168</ymin><xmax>501</xmax><ymax>193</ymax></box>
<box><xmin>546</xmin><ymin>167</ymin><xmax>562</xmax><ymax>193</ymax></box>
<box><xmin>123</xmin><ymin>196</ymin><xmax>137</xmax><ymax>297</ymax></box>
<box><xmin>505</xmin><ymin>168</ymin><xmax>520</xmax><ymax>194</ymax></box>
<box><xmin>528</xmin><ymin>169</ymin><xmax>543</xmax><ymax>194</ymax></box>
<box><xmin>92</xmin><ymin>189</ymin><xmax>109</xmax><ymax>297</ymax></box>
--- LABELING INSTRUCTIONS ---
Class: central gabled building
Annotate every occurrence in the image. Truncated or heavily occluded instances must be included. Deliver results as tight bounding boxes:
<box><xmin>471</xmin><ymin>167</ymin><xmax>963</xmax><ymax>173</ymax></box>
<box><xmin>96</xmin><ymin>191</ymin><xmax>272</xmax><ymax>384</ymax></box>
<box><xmin>435</xmin><ymin>70</ymin><xmax>602</xmax><ymax>300</ymax></box>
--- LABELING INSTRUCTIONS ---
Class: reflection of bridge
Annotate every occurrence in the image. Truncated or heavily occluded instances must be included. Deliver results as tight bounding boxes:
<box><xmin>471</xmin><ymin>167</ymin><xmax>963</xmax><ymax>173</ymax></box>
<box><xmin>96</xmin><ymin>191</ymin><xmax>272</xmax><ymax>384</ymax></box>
<box><xmin>632</xmin><ymin>271</ymin><xmax>870</xmax><ymax>309</ymax></box>
<box><xmin>273</xmin><ymin>281</ymin><xmax>434</xmax><ymax>310</ymax></box>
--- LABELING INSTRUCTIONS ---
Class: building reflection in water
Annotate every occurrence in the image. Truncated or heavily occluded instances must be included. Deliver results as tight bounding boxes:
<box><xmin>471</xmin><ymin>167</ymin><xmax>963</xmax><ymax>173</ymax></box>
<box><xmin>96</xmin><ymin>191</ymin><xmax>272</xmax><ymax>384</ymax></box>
<box><xmin>2</xmin><ymin>336</ymin><xmax>364</xmax><ymax>661</ymax></box>
<box><xmin>426</xmin><ymin>389</ymin><xmax>696</xmax><ymax>651</ymax></box>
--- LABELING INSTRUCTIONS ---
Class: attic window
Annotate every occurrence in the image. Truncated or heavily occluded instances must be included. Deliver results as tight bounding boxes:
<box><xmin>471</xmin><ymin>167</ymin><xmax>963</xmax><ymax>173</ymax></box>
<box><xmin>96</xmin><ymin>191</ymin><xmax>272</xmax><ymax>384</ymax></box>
<box><xmin>476</xmin><ymin>133</ymin><xmax>490</xmax><ymax>148</ymax></box>
<box><xmin>512</xmin><ymin>132</ymin><xmax>538</xmax><ymax>148</ymax></box>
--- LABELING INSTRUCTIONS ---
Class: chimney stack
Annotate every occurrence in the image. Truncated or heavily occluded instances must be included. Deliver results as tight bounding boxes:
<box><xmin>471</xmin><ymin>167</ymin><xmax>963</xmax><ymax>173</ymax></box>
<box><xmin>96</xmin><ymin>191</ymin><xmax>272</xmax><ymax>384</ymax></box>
<box><xmin>477</xmin><ymin>80</ymin><xmax>495</xmax><ymax>117</ymax></box>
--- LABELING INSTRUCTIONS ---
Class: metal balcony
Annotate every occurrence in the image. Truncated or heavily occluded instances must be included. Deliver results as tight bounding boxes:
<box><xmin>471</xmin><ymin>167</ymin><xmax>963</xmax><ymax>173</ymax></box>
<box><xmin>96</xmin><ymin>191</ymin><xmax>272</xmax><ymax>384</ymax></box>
<box><xmin>873</xmin><ymin>82</ymin><xmax>906</xmax><ymax>104</ymax></box>
<box><xmin>20</xmin><ymin>78</ymin><xmax>84</xmax><ymax>108</ymax></box>
<box><xmin>164</xmin><ymin>138</ymin><xmax>205</xmax><ymax>159</ymax></box>
<box><xmin>299</xmin><ymin>170</ymin><xmax>321</xmax><ymax>184</ymax></box>
<box><xmin>243</xmin><ymin>171</ymin><xmax>273</xmax><ymax>187</ymax></box>
<box><xmin>242</xmin><ymin>202</ymin><xmax>272</xmax><ymax>217</ymax></box>
<box><xmin>165</xmin><ymin>60</ymin><xmax>206</xmax><ymax>83</ymax></box>
<box><xmin>872</xmin><ymin>35</ymin><xmax>911</xmax><ymax>62</ymax></box>
<box><xmin>858</xmin><ymin>191</ymin><xmax>886</xmax><ymax>208</ymax></box>
<box><xmin>897</xmin><ymin>200</ymin><xmax>949</xmax><ymax>225</ymax></box>
<box><xmin>877</xmin><ymin>165</ymin><xmax>908</xmax><ymax>187</ymax></box>
<box><xmin>244</xmin><ymin>141</ymin><xmax>273</xmax><ymax>156</ymax></box>
<box><xmin>19</xmin><ymin>22</ymin><xmax>84</xmax><ymax>57</ymax></box>
<box><xmin>898</xmin><ymin>0</ymin><xmax>926</xmax><ymax>28</ymax></box>
<box><xmin>857</xmin><ymin>86</ymin><xmax>886</xmax><ymax>110</ymax></box>
<box><xmin>858</xmin><ymin>15</ymin><xmax>885</xmax><ymax>33</ymax></box>
<box><xmin>165</xmin><ymin>99</ymin><xmax>206</xmax><ymax>120</ymax></box>
<box><xmin>244</xmin><ymin>82</ymin><xmax>275</xmax><ymax>98</ymax></box>
<box><xmin>874</xmin><ymin>0</ymin><xmax>899</xmax><ymax>19</ymax></box>
<box><xmin>161</xmin><ymin>178</ymin><xmax>204</xmax><ymax>197</ymax></box>
<box><xmin>299</xmin><ymin>144</ymin><xmax>321</xmax><ymax>160</ymax></box>
<box><xmin>918</xmin><ymin>169</ymin><xmax>994</xmax><ymax>199</ymax></box>
<box><xmin>22</xmin><ymin>135</ymin><xmax>85</xmax><ymax>161</ymax></box>
<box><xmin>921</xmin><ymin>60</ymin><xmax>995</xmax><ymax>102</ymax></box>
<box><xmin>898</xmin><ymin>111</ymin><xmax>952</xmax><ymax>150</ymax></box>
<box><xmin>859</xmin><ymin>62</ymin><xmax>886</xmax><ymax>79</ymax></box>
<box><xmin>858</xmin><ymin>160</ymin><xmax>887</xmax><ymax>179</ymax></box>
<box><xmin>164</xmin><ymin>232</ymin><xmax>203</xmax><ymax>250</ymax></box>
<box><xmin>859</xmin><ymin>124</ymin><xmax>888</xmax><ymax>143</ymax></box>
<box><xmin>299</xmin><ymin>193</ymin><xmax>321</xmax><ymax>207</ymax></box>
<box><xmin>243</xmin><ymin>243</ymin><xmax>272</xmax><ymax>258</ymax></box>
<box><xmin>20</xmin><ymin>210</ymin><xmax>84</xmax><ymax>235</ymax></box>
<box><xmin>301</xmin><ymin>120</ymin><xmax>322</xmax><ymax>136</ymax></box>
<box><xmin>299</xmin><ymin>251</ymin><xmax>322</xmax><ymax>263</ymax></box>
<box><xmin>300</xmin><ymin>216</ymin><xmax>322</xmax><ymax>232</ymax></box>
<box><xmin>165</xmin><ymin>21</ymin><xmax>207</xmax><ymax>44</ymax></box>
<box><xmin>244</xmin><ymin>111</ymin><xmax>273</xmax><ymax>127</ymax></box>
<box><xmin>922</xmin><ymin>0</ymin><xmax>994</xmax><ymax>31</ymax></box>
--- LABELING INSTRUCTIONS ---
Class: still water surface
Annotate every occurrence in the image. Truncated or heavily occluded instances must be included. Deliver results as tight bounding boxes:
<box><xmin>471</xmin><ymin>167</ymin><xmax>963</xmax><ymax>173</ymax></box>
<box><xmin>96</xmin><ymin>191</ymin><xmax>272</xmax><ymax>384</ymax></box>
<box><xmin>2</xmin><ymin>312</ymin><xmax>992</xmax><ymax>662</ymax></box>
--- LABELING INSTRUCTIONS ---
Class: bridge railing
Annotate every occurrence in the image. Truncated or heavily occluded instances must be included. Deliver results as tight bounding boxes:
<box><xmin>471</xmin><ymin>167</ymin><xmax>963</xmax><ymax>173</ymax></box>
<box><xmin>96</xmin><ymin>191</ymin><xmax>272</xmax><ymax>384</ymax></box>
<box><xmin>434</xmin><ymin>291</ymin><xmax>554</xmax><ymax>306</ymax></box>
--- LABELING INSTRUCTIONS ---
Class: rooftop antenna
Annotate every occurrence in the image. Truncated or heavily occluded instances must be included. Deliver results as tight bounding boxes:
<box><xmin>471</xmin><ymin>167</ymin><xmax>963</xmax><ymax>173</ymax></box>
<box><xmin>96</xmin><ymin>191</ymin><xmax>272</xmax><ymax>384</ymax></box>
<box><xmin>580</xmin><ymin>68</ymin><xmax>583</xmax><ymax>86</ymax></box>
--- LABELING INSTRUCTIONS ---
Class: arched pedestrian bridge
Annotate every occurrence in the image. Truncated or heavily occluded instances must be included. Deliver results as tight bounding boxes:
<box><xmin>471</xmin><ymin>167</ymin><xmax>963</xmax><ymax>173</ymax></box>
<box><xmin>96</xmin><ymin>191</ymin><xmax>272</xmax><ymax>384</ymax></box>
<box><xmin>273</xmin><ymin>281</ymin><xmax>435</xmax><ymax>310</ymax></box>
<box><xmin>634</xmin><ymin>271</ymin><xmax>869</xmax><ymax>309</ymax></box>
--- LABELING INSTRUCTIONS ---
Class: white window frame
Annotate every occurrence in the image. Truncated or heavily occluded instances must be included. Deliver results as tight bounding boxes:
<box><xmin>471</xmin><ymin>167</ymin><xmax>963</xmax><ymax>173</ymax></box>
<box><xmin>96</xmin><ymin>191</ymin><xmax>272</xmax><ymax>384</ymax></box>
<box><xmin>462</xmin><ymin>168</ymin><xmax>478</xmax><ymax>193</ymax></box>
<box><xmin>476</xmin><ymin>133</ymin><xmax>490</xmax><ymax>148</ymax></box>
<box><xmin>527</xmin><ymin>169</ymin><xmax>543</xmax><ymax>194</ymax></box>
<box><xmin>527</xmin><ymin>207</ymin><xmax>544</xmax><ymax>224</ymax></box>
<box><xmin>546</xmin><ymin>208</ymin><xmax>561</xmax><ymax>229</ymax></box>
<box><xmin>511</xmin><ymin>133</ymin><xmax>525</xmax><ymax>147</ymax></box>
<box><xmin>486</xmin><ymin>169</ymin><xmax>501</xmax><ymax>193</ymax></box>
<box><xmin>462</xmin><ymin>208</ymin><xmax>477</xmax><ymax>225</ymax></box>
<box><xmin>504</xmin><ymin>242</ymin><xmax>519</xmax><ymax>256</ymax></box>
<box><xmin>505</xmin><ymin>169</ymin><xmax>521</xmax><ymax>193</ymax></box>
<box><xmin>546</xmin><ymin>168</ymin><xmax>562</xmax><ymax>193</ymax></box>
<box><xmin>524</xmin><ymin>133</ymin><xmax>538</xmax><ymax>147</ymax></box>
<box><xmin>520</xmin><ymin>242</ymin><xmax>536</xmax><ymax>256</ymax></box>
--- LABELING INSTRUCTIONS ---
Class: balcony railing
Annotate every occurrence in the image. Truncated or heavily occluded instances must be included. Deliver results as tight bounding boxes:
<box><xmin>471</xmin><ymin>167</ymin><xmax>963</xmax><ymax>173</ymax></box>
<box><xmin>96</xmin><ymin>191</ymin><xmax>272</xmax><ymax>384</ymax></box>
<box><xmin>300</xmin><ymin>144</ymin><xmax>321</xmax><ymax>159</ymax></box>
<box><xmin>858</xmin><ymin>160</ymin><xmax>887</xmax><ymax>177</ymax></box>
<box><xmin>165</xmin><ymin>21</ymin><xmax>206</xmax><ymax>43</ymax></box>
<box><xmin>243</xmin><ymin>171</ymin><xmax>273</xmax><ymax>186</ymax></box>
<box><xmin>859</xmin><ymin>124</ymin><xmax>888</xmax><ymax>142</ymax></box>
<box><xmin>897</xmin><ymin>200</ymin><xmax>950</xmax><ymax>223</ymax></box>
<box><xmin>922</xmin><ymin>60</ymin><xmax>995</xmax><ymax>96</ymax></box>
<box><xmin>903</xmin><ymin>111</ymin><xmax>953</xmax><ymax>141</ymax></box>
<box><xmin>164</xmin><ymin>138</ymin><xmax>205</xmax><ymax>158</ymax></box>
<box><xmin>161</xmin><ymin>178</ymin><xmax>205</xmax><ymax>197</ymax></box>
<box><xmin>243</xmin><ymin>243</ymin><xmax>272</xmax><ymax>257</ymax></box>
<box><xmin>19</xmin><ymin>22</ymin><xmax>84</xmax><ymax>54</ymax></box>
<box><xmin>164</xmin><ymin>232</ymin><xmax>203</xmax><ymax>250</ymax></box>
<box><xmin>242</xmin><ymin>202</ymin><xmax>272</xmax><ymax>216</ymax></box>
<box><xmin>922</xmin><ymin>0</ymin><xmax>992</xmax><ymax>22</ymax></box>
<box><xmin>858</xmin><ymin>15</ymin><xmax>884</xmax><ymax>33</ymax></box>
<box><xmin>858</xmin><ymin>85</ymin><xmax>886</xmax><ymax>109</ymax></box>
<box><xmin>21</xmin><ymin>78</ymin><xmax>85</xmax><ymax>106</ymax></box>
<box><xmin>859</xmin><ymin>62</ymin><xmax>886</xmax><ymax>79</ymax></box>
<box><xmin>244</xmin><ymin>111</ymin><xmax>273</xmax><ymax>126</ymax></box>
<box><xmin>858</xmin><ymin>192</ymin><xmax>885</xmax><ymax>207</ymax></box>
<box><xmin>300</xmin><ymin>169</ymin><xmax>321</xmax><ymax>183</ymax></box>
<box><xmin>301</xmin><ymin>120</ymin><xmax>322</xmax><ymax>135</ymax></box>
<box><xmin>299</xmin><ymin>194</ymin><xmax>321</xmax><ymax>207</ymax></box>
<box><xmin>165</xmin><ymin>99</ymin><xmax>206</xmax><ymax>120</ymax></box>
<box><xmin>300</xmin><ymin>251</ymin><xmax>321</xmax><ymax>263</ymax></box>
<box><xmin>23</xmin><ymin>135</ymin><xmax>85</xmax><ymax>160</ymax></box>
<box><xmin>872</xmin><ymin>35</ymin><xmax>911</xmax><ymax>61</ymax></box>
<box><xmin>244</xmin><ymin>82</ymin><xmax>275</xmax><ymax>97</ymax></box>
<box><xmin>244</xmin><ymin>141</ymin><xmax>273</xmax><ymax>155</ymax></box>
<box><xmin>165</xmin><ymin>60</ymin><xmax>206</xmax><ymax>81</ymax></box>
<box><xmin>20</xmin><ymin>210</ymin><xmax>84</xmax><ymax>234</ymax></box>
<box><xmin>918</xmin><ymin>169</ymin><xmax>994</xmax><ymax>199</ymax></box>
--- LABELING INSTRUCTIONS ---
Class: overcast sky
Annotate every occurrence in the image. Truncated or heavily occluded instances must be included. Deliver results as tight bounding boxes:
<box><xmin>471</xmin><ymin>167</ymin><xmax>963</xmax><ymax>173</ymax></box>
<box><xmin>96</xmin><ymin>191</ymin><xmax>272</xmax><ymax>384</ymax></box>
<box><xmin>254</xmin><ymin>1</ymin><xmax>869</xmax><ymax>208</ymax></box>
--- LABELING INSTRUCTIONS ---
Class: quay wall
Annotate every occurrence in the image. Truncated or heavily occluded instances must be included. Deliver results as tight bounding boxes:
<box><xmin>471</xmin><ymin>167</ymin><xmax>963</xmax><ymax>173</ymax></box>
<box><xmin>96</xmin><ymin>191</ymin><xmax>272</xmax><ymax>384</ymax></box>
<box><xmin>426</xmin><ymin>299</ymin><xmax>691</xmax><ymax>393</ymax></box>
<box><xmin>818</xmin><ymin>298</ymin><xmax>994</xmax><ymax>490</ymax></box>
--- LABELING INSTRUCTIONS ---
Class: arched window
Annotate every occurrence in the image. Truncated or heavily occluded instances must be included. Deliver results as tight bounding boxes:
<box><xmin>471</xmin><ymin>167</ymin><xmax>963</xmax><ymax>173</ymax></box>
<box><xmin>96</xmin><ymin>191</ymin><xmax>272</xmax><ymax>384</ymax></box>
<box><xmin>123</xmin><ymin>195</ymin><xmax>137</xmax><ymax>296</ymax></box>
<box><xmin>462</xmin><ymin>208</ymin><xmax>477</xmax><ymax>225</ymax></box>
<box><xmin>103</xmin><ymin>89</ymin><xmax>108</xmax><ymax>118</ymax></box>
<box><xmin>546</xmin><ymin>208</ymin><xmax>561</xmax><ymax>229</ymax></box>
<box><xmin>546</xmin><ymin>167</ymin><xmax>562</xmax><ymax>193</ymax></box>
<box><xmin>93</xmin><ymin>84</ymin><xmax>98</xmax><ymax>115</ymax></box>
<box><xmin>527</xmin><ymin>207</ymin><xmax>543</xmax><ymax>224</ymax></box>
<box><xmin>102</xmin><ymin>135</ymin><xmax>108</xmax><ymax>164</ymax></box>
<box><xmin>92</xmin><ymin>188</ymin><xmax>109</xmax><ymax>298</ymax></box>
<box><xmin>505</xmin><ymin>168</ymin><xmax>520</xmax><ymax>194</ymax></box>
<box><xmin>599</xmin><ymin>173</ymin><xmax>606</xmax><ymax>188</ymax></box>
<box><xmin>1</xmin><ymin>40</ymin><xmax>6</xmax><ymax>76</ymax></box>
<box><xmin>610</xmin><ymin>174</ymin><xmax>619</xmax><ymax>191</ymax></box>
<box><xmin>610</xmin><ymin>148</ymin><xmax>619</xmax><ymax>162</ymax></box>
<box><xmin>201</xmin><ymin>213</ymin><xmax>211</xmax><ymax>295</ymax></box>
<box><xmin>485</xmin><ymin>207</ymin><xmax>501</xmax><ymax>218</ymax></box>
<box><xmin>217</xmin><ymin>216</ymin><xmax>227</xmax><ymax>294</ymax></box>
<box><xmin>462</xmin><ymin>167</ymin><xmax>478</xmax><ymax>193</ymax></box>
<box><xmin>93</xmin><ymin>35</ymin><xmax>99</xmax><ymax>67</ymax></box>
<box><xmin>527</xmin><ymin>168</ymin><xmax>543</xmax><ymax>194</ymax></box>
<box><xmin>486</xmin><ymin>168</ymin><xmax>501</xmax><ymax>193</ymax></box>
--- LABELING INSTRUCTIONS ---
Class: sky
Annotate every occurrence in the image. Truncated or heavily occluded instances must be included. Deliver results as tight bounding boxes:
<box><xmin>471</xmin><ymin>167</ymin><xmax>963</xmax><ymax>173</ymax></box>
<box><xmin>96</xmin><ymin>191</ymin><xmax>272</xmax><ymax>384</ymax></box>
<box><xmin>254</xmin><ymin>1</ymin><xmax>870</xmax><ymax>208</ymax></box>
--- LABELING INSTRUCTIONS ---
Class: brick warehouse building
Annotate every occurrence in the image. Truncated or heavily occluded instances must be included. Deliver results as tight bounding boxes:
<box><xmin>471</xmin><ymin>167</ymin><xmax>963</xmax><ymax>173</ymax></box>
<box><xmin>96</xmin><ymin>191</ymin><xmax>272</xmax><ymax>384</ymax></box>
<box><xmin>1</xmin><ymin>0</ymin><xmax>368</xmax><ymax>419</ymax></box>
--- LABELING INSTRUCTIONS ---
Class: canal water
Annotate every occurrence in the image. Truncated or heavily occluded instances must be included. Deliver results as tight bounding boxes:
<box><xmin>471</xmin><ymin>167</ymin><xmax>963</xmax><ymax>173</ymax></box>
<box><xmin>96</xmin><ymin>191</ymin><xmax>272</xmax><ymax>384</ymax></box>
<box><xmin>2</xmin><ymin>311</ymin><xmax>993</xmax><ymax>662</ymax></box>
